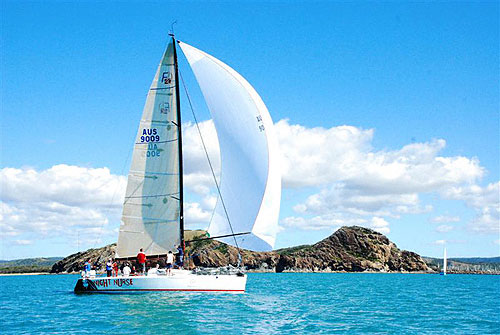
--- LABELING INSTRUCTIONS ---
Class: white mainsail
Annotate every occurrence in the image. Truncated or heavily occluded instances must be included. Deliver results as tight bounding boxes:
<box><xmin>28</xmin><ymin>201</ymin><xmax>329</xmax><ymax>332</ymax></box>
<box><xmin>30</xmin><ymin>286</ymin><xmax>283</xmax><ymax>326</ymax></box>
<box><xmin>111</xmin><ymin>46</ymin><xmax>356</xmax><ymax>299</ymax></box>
<box><xmin>117</xmin><ymin>40</ymin><xmax>181</xmax><ymax>258</ymax></box>
<box><xmin>178</xmin><ymin>41</ymin><xmax>281</xmax><ymax>252</ymax></box>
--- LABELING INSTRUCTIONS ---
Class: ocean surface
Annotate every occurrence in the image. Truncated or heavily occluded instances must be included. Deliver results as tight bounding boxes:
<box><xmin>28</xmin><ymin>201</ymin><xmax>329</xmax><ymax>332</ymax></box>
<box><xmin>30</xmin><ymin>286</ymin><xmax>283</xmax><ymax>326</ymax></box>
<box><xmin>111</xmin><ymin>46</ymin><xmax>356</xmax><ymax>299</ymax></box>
<box><xmin>1</xmin><ymin>273</ymin><xmax>499</xmax><ymax>334</ymax></box>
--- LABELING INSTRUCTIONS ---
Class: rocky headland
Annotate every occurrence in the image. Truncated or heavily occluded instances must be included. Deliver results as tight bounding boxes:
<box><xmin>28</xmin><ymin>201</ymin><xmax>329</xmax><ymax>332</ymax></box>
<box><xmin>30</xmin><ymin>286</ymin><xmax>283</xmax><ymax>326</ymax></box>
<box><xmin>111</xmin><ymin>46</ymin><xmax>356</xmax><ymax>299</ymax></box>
<box><xmin>51</xmin><ymin>226</ymin><xmax>431</xmax><ymax>274</ymax></box>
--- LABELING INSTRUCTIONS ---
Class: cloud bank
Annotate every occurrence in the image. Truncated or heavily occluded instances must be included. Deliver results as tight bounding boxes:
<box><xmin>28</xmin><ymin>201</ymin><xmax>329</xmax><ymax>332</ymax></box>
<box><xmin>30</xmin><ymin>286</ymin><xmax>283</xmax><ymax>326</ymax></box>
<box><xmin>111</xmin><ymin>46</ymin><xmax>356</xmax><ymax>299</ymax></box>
<box><xmin>1</xmin><ymin>119</ymin><xmax>497</xmax><ymax>251</ymax></box>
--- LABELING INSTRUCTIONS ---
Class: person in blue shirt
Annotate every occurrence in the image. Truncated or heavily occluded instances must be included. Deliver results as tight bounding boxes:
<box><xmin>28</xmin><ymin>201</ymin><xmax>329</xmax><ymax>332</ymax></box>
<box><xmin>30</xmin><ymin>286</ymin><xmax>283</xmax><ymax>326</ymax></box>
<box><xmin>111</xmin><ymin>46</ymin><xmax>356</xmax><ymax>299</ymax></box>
<box><xmin>84</xmin><ymin>259</ymin><xmax>91</xmax><ymax>275</ymax></box>
<box><xmin>105</xmin><ymin>258</ymin><xmax>113</xmax><ymax>277</ymax></box>
<box><xmin>176</xmin><ymin>245</ymin><xmax>184</xmax><ymax>268</ymax></box>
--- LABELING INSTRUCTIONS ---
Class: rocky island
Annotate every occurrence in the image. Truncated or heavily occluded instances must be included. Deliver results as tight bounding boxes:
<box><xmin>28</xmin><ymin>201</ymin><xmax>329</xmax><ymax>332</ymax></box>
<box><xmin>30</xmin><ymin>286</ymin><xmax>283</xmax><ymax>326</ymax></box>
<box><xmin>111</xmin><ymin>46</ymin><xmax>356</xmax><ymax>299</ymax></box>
<box><xmin>51</xmin><ymin>226</ymin><xmax>430</xmax><ymax>274</ymax></box>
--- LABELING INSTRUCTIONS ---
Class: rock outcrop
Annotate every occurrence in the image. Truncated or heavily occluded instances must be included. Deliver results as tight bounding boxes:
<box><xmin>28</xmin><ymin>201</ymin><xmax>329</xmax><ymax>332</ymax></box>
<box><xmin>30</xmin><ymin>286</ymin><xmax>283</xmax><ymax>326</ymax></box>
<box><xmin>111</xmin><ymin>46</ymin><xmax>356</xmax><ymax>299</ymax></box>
<box><xmin>189</xmin><ymin>226</ymin><xmax>429</xmax><ymax>272</ymax></box>
<box><xmin>50</xmin><ymin>226</ymin><xmax>430</xmax><ymax>273</ymax></box>
<box><xmin>50</xmin><ymin>244</ymin><xmax>116</xmax><ymax>273</ymax></box>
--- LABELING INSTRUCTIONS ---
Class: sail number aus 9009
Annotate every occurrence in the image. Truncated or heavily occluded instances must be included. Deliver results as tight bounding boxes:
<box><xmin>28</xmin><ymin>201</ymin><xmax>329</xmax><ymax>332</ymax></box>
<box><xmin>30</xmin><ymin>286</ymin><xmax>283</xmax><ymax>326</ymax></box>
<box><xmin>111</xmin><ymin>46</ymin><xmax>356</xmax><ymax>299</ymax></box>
<box><xmin>141</xmin><ymin>128</ymin><xmax>160</xmax><ymax>143</ymax></box>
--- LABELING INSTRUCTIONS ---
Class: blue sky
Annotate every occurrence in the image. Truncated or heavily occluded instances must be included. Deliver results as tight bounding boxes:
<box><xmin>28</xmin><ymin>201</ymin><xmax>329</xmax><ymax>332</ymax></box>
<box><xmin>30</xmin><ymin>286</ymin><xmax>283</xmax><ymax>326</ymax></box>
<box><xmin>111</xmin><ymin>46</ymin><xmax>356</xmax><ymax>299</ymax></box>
<box><xmin>1</xmin><ymin>1</ymin><xmax>498</xmax><ymax>260</ymax></box>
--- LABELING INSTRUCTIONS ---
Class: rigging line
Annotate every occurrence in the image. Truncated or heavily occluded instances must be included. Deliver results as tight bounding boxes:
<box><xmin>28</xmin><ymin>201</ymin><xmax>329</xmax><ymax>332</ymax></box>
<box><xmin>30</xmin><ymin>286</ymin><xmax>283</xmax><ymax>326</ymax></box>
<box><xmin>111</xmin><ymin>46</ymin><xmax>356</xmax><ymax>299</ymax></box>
<box><xmin>178</xmin><ymin>68</ymin><xmax>242</xmax><ymax>263</ymax></box>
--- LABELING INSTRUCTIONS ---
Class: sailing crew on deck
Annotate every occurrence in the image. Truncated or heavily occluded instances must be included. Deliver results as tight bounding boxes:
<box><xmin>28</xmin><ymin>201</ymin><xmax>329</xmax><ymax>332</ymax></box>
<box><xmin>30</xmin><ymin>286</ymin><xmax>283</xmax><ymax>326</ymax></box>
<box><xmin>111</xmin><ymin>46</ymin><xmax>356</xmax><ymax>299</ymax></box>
<box><xmin>176</xmin><ymin>244</ymin><xmax>184</xmax><ymax>268</ymax></box>
<box><xmin>166</xmin><ymin>251</ymin><xmax>174</xmax><ymax>275</ymax></box>
<box><xmin>137</xmin><ymin>248</ymin><xmax>146</xmax><ymax>274</ymax></box>
<box><xmin>106</xmin><ymin>258</ymin><xmax>113</xmax><ymax>277</ymax></box>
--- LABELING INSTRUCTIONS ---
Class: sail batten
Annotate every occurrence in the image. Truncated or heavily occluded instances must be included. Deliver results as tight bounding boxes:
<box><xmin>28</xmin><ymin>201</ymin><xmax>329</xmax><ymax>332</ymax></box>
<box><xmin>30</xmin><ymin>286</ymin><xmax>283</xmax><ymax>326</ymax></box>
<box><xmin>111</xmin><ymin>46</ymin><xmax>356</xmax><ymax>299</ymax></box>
<box><xmin>178</xmin><ymin>41</ymin><xmax>281</xmax><ymax>252</ymax></box>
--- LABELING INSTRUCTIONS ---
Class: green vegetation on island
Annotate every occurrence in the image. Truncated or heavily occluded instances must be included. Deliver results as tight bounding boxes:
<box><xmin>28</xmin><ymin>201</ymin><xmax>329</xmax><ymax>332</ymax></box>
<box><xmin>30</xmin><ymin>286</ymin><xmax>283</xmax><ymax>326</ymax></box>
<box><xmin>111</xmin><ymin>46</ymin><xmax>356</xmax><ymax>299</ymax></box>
<box><xmin>0</xmin><ymin>257</ymin><xmax>62</xmax><ymax>274</ymax></box>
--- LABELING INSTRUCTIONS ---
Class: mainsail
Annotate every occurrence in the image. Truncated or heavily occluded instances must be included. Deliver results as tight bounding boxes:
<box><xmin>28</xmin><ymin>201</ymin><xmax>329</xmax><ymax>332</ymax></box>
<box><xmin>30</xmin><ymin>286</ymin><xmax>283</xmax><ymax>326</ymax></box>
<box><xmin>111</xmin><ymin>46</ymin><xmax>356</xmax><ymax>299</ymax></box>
<box><xmin>179</xmin><ymin>41</ymin><xmax>281</xmax><ymax>252</ymax></box>
<box><xmin>117</xmin><ymin>40</ymin><xmax>181</xmax><ymax>258</ymax></box>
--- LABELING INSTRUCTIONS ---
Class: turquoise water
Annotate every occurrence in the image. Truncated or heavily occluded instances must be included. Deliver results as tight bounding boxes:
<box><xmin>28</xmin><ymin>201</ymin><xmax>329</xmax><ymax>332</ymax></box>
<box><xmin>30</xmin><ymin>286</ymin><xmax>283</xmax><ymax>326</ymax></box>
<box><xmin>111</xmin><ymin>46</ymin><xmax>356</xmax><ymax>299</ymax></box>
<box><xmin>1</xmin><ymin>273</ymin><xmax>498</xmax><ymax>334</ymax></box>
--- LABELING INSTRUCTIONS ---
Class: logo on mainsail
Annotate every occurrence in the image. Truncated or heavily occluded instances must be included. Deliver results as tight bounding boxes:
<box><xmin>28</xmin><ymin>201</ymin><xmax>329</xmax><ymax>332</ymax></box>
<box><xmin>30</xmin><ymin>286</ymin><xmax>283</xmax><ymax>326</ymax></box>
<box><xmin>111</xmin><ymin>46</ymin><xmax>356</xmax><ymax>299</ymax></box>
<box><xmin>160</xmin><ymin>102</ymin><xmax>170</xmax><ymax>114</ymax></box>
<box><xmin>162</xmin><ymin>71</ymin><xmax>172</xmax><ymax>84</ymax></box>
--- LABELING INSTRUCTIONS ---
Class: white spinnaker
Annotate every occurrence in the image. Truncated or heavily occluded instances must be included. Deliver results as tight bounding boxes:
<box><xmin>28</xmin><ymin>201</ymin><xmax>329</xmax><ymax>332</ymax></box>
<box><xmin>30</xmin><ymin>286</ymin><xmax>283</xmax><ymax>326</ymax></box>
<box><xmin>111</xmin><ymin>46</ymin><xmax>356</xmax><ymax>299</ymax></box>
<box><xmin>117</xmin><ymin>40</ymin><xmax>181</xmax><ymax>258</ymax></box>
<box><xmin>179</xmin><ymin>41</ymin><xmax>281</xmax><ymax>252</ymax></box>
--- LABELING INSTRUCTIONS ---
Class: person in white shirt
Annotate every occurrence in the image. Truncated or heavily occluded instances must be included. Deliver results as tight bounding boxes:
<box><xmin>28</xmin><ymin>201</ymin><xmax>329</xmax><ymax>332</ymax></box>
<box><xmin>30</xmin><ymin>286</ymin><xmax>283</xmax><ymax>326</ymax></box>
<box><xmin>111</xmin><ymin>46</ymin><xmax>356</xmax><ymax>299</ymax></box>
<box><xmin>166</xmin><ymin>251</ymin><xmax>174</xmax><ymax>276</ymax></box>
<box><xmin>122</xmin><ymin>264</ymin><xmax>131</xmax><ymax>277</ymax></box>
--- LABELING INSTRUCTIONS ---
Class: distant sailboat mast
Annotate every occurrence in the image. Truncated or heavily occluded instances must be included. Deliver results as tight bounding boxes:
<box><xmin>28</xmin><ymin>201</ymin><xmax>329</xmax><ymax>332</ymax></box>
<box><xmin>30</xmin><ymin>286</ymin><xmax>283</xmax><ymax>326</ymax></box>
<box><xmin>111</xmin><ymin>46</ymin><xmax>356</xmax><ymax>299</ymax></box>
<box><xmin>443</xmin><ymin>247</ymin><xmax>447</xmax><ymax>275</ymax></box>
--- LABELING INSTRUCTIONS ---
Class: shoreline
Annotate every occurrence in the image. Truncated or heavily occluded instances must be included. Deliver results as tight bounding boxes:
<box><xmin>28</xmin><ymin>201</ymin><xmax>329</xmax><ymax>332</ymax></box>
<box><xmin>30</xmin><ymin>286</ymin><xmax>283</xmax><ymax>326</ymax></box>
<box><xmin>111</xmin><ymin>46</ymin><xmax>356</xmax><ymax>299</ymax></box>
<box><xmin>0</xmin><ymin>272</ymin><xmax>51</xmax><ymax>276</ymax></box>
<box><xmin>1</xmin><ymin>270</ymin><xmax>498</xmax><ymax>276</ymax></box>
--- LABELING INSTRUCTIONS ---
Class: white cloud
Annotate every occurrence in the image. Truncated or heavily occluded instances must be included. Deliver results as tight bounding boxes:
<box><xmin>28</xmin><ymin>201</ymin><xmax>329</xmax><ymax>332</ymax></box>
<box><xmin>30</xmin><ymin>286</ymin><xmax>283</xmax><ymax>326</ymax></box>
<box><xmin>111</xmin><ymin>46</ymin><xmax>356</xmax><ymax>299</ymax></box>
<box><xmin>443</xmin><ymin>182</ymin><xmax>499</xmax><ymax>208</ymax></box>
<box><xmin>431</xmin><ymin>215</ymin><xmax>460</xmax><ymax>223</ymax></box>
<box><xmin>184</xmin><ymin>200</ymin><xmax>214</xmax><ymax>228</ymax></box>
<box><xmin>182</xmin><ymin>120</ymin><xmax>220</xmax><ymax>194</ymax></box>
<box><xmin>469</xmin><ymin>206</ymin><xmax>500</xmax><ymax>234</ymax></box>
<box><xmin>435</xmin><ymin>224</ymin><xmax>454</xmax><ymax>233</ymax></box>
<box><xmin>0</xmin><ymin>165</ymin><xmax>125</xmax><ymax>245</ymax></box>
<box><xmin>274</xmin><ymin>120</ymin><xmax>490</xmax><ymax>233</ymax></box>
<box><xmin>282</xmin><ymin>214</ymin><xmax>367</xmax><ymax>231</ymax></box>
<box><xmin>0</xmin><ymin>165</ymin><xmax>126</xmax><ymax>207</ymax></box>
<box><xmin>275</xmin><ymin>120</ymin><xmax>483</xmax><ymax>191</ymax></box>
<box><xmin>1</xmin><ymin>119</ymin><xmax>497</xmax><ymax>253</ymax></box>
<box><xmin>370</xmin><ymin>217</ymin><xmax>390</xmax><ymax>234</ymax></box>
<box><xmin>14</xmin><ymin>239</ymin><xmax>33</xmax><ymax>246</ymax></box>
<box><xmin>275</xmin><ymin>120</ymin><xmax>374</xmax><ymax>188</ymax></box>
<box><xmin>281</xmin><ymin>214</ymin><xmax>391</xmax><ymax>235</ymax></box>
<box><xmin>432</xmin><ymin>239</ymin><xmax>466</xmax><ymax>246</ymax></box>
<box><xmin>443</xmin><ymin>182</ymin><xmax>499</xmax><ymax>234</ymax></box>
<box><xmin>292</xmin><ymin>183</ymin><xmax>431</xmax><ymax>219</ymax></box>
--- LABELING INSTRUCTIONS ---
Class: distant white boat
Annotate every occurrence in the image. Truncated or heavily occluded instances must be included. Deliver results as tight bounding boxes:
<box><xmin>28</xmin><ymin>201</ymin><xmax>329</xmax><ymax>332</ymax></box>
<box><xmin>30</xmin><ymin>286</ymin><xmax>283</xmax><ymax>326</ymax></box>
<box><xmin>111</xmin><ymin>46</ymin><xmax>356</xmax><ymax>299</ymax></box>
<box><xmin>440</xmin><ymin>247</ymin><xmax>447</xmax><ymax>276</ymax></box>
<box><xmin>74</xmin><ymin>34</ymin><xmax>281</xmax><ymax>293</ymax></box>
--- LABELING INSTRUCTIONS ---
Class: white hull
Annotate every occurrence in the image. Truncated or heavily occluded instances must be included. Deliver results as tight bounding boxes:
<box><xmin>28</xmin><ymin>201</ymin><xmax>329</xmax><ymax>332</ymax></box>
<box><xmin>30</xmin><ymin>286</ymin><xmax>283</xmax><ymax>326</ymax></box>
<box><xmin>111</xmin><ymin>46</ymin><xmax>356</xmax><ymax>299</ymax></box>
<box><xmin>74</xmin><ymin>269</ymin><xmax>246</xmax><ymax>293</ymax></box>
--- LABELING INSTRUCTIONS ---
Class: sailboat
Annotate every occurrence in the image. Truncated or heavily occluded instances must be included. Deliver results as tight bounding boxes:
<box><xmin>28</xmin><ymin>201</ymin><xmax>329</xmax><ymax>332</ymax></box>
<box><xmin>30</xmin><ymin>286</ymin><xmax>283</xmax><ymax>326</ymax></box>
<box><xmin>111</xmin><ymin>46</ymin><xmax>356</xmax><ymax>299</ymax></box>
<box><xmin>74</xmin><ymin>34</ymin><xmax>281</xmax><ymax>293</ymax></box>
<box><xmin>440</xmin><ymin>247</ymin><xmax>447</xmax><ymax>275</ymax></box>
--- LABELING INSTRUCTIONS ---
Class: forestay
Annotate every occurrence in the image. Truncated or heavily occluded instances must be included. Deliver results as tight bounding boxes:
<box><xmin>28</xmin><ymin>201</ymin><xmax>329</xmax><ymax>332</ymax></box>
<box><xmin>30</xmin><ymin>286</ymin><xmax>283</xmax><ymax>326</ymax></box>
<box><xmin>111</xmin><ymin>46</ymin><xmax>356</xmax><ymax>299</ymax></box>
<box><xmin>179</xmin><ymin>41</ymin><xmax>281</xmax><ymax>251</ymax></box>
<box><xmin>117</xmin><ymin>40</ymin><xmax>181</xmax><ymax>258</ymax></box>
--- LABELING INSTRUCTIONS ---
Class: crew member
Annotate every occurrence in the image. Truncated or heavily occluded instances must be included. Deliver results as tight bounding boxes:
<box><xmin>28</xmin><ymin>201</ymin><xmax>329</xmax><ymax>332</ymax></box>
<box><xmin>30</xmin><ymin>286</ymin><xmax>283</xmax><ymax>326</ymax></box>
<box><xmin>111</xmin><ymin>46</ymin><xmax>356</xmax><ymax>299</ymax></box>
<box><xmin>106</xmin><ymin>258</ymin><xmax>113</xmax><ymax>277</ymax></box>
<box><xmin>166</xmin><ymin>251</ymin><xmax>174</xmax><ymax>276</ymax></box>
<box><xmin>137</xmin><ymin>248</ymin><xmax>146</xmax><ymax>274</ymax></box>
<box><xmin>84</xmin><ymin>259</ymin><xmax>91</xmax><ymax>276</ymax></box>
<box><xmin>176</xmin><ymin>244</ymin><xmax>184</xmax><ymax>268</ymax></box>
<box><xmin>112</xmin><ymin>259</ymin><xmax>119</xmax><ymax>277</ymax></box>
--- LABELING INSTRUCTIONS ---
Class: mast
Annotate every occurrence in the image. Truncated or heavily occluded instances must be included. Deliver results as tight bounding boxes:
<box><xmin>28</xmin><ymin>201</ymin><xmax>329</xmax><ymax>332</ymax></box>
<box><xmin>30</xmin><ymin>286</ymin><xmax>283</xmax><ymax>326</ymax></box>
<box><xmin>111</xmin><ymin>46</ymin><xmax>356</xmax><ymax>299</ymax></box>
<box><xmin>171</xmin><ymin>34</ymin><xmax>185</xmax><ymax>252</ymax></box>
